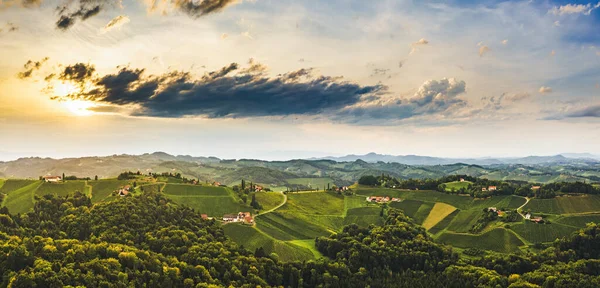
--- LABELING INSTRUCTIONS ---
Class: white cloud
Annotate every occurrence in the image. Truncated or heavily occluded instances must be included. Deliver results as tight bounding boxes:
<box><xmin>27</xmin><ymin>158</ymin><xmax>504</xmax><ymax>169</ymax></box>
<box><xmin>539</xmin><ymin>86</ymin><xmax>553</xmax><ymax>93</ymax></box>
<box><xmin>410</xmin><ymin>38</ymin><xmax>429</xmax><ymax>54</ymax></box>
<box><xmin>502</xmin><ymin>39</ymin><xmax>508</xmax><ymax>45</ymax></box>
<box><xmin>548</xmin><ymin>2</ymin><xmax>600</xmax><ymax>16</ymax></box>
<box><xmin>553</xmin><ymin>20</ymin><xmax>561</xmax><ymax>27</ymax></box>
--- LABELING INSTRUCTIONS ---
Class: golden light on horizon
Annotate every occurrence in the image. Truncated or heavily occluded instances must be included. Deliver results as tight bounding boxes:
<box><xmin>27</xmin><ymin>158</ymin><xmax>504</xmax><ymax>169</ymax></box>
<box><xmin>63</xmin><ymin>100</ymin><xmax>95</xmax><ymax>116</ymax></box>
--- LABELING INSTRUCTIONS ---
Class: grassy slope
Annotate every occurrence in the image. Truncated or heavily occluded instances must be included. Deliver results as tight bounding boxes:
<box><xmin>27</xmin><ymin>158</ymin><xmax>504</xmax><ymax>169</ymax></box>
<box><xmin>253</xmin><ymin>192</ymin><xmax>285</xmax><ymax>211</ymax></box>
<box><xmin>355</xmin><ymin>187</ymin><xmax>525</xmax><ymax>210</ymax></box>
<box><xmin>35</xmin><ymin>181</ymin><xmax>86</xmax><ymax>197</ymax></box>
<box><xmin>0</xmin><ymin>179</ymin><xmax>37</xmax><ymax>195</ymax></box>
<box><xmin>422</xmin><ymin>202</ymin><xmax>457</xmax><ymax>230</ymax></box>
<box><xmin>524</xmin><ymin>195</ymin><xmax>600</xmax><ymax>214</ymax></box>
<box><xmin>511</xmin><ymin>221</ymin><xmax>578</xmax><ymax>243</ymax></box>
<box><xmin>222</xmin><ymin>223</ymin><xmax>315</xmax><ymax>262</ymax></box>
<box><xmin>88</xmin><ymin>180</ymin><xmax>131</xmax><ymax>203</ymax></box>
<box><xmin>3</xmin><ymin>181</ymin><xmax>43</xmax><ymax>214</ymax></box>
<box><xmin>278</xmin><ymin>192</ymin><xmax>344</xmax><ymax>215</ymax></box>
<box><xmin>163</xmin><ymin>184</ymin><xmax>248</xmax><ymax>216</ymax></box>
<box><xmin>446</xmin><ymin>210</ymin><xmax>484</xmax><ymax>233</ymax></box>
<box><xmin>444</xmin><ymin>181</ymin><xmax>472</xmax><ymax>191</ymax></box>
<box><xmin>437</xmin><ymin>228</ymin><xmax>524</xmax><ymax>254</ymax></box>
<box><xmin>286</xmin><ymin>178</ymin><xmax>334</xmax><ymax>189</ymax></box>
<box><xmin>429</xmin><ymin>210</ymin><xmax>460</xmax><ymax>235</ymax></box>
<box><xmin>556</xmin><ymin>214</ymin><xmax>600</xmax><ymax>227</ymax></box>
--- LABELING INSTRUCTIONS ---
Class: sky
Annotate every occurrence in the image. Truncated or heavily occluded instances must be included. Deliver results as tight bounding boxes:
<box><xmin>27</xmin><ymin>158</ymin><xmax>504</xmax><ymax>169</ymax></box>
<box><xmin>0</xmin><ymin>0</ymin><xmax>599</xmax><ymax>161</ymax></box>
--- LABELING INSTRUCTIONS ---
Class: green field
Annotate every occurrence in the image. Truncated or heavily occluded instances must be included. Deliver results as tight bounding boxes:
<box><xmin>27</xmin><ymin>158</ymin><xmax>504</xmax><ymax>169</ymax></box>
<box><xmin>446</xmin><ymin>209</ymin><xmax>485</xmax><ymax>233</ymax></box>
<box><xmin>163</xmin><ymin>184</ymin><xmax>230</xmax><ymax>196</ymax></box>
<box><xmin>437</xmin><ymin>228</ymin><xmax>524</xmax><ymax>254</ymax></box>
<box><xmin>523</xmin><ymin>195</ymin><xmax>600</xmax><ymax>214</ymax></box>
<box><xmin>511</xmin><ymin>221</ymin><xmax>578</xmax><ymax>243</ymax></box>
<box><xmin>140</xmin><ymin>183</ymin><xmax>164</xmax><ymax>193</ymax></box>
<box><xmin>253</xmin><ymin>192</ymin><xmax>285</xmax><ymax>211</ymax></box>
<box><xmin>422</xmin><ymin>203</ymin><xmax>457</xmax><ymax>230</ymax></box>
<box><xmin>356</xmin><ymin>187</ymin><xmax>526</xmax><ymax>210</ymax></box>
<box><xmin>344</xmin><ymin>207</ymin><xmax>384</xmax><ymax>227</ymax></box>
<box><xmin>428</xmin><ymin>210</ymin><xmax>460</xmax><ymax>235</ymax></box>
<box><xmin>279</xmin><ymin>192</ymin><xmax>344</xmax><ymax>215</ymax></box>
<box><xmin>412</xmin><ymin>202</ymin><xmax>435</xmax><ymax>224</ymax></box>
<box><xmin>389</xmin><ymin>199</ymin><xmax>426</xmax><ymax>220</ymax></box>
<box><xmin>223</xmin><ymin>223</ymin><xmax>315</xmax><ymax>262</ymax></box>
<box><xmin>165</xmin><ymin>194</ymin><xmax>248</xmax><ymax>217</ymax></box>
<box><xmin>88</xmin><ymin>180</ymin><xmax>131</xmax><ymax>203</ymax></box>
<box><xmin>286</xmin><ymin>178</ymin><xmax>334</xmax><ymax>190</ymax></box>
<box><xmin>556</xmin><ymin>214</ymin><xmax>600</xmax><ymax>227</ymax></box>
<box><xmin>3</xmin><ymin>181</ymin><xmax>43</xmax><ymax>214</ymax></box>
<box><xmin>256</xmin><ymin>212</ymin><xmax>332</xmax><ymax>241</ymax></box>
<box><xmin>35</xmin><ymin>181</ymin><xmax>86</xmax><ymax>197</ymax></box>
<box><xmin>0</xmin><ymin>179</ymin><xmax>37</xmax><ymax>195</ymax></box>
<box><xmin>444</xmin><ymin>181</ymin><xmax>472</xmax><ymax>191</ymax></box>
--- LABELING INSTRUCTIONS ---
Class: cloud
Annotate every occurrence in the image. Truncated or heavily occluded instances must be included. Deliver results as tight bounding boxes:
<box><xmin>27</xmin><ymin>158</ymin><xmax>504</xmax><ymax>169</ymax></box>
<box><xmin>0</xmin><ymin>22</ymin><xmax>18</xmax><ymax>34</ymax></box>
<box><xmin>16</xmin><ymin>57</ymin><xmax>49</xmax><ymax>79</ymax></box>
<box><xmin>539</xmin><ymin>86</ymin><xmax>552</xmax><ymax>93</ymax></box>
<box><xmin>11</xmin><ymin>0</ymin><xmax>242</xmax><ymax>30</ymax></box>
<box><xmin>410</xmin><ymin>38</ymin><xmax>429</xmax><ymax>54</ymax></box>
<box><xmin>554</xmin><ymin>20</ymin><xmax>561</xmax><ymax>27</ymax></box>
<box><xmin>335</xmin><ymin>78</ymin><xmax>468</xmax><ymax>124</ymax></box>
<box><xmin>548</xmin><ymin>2</ymin><xmax>600</xmax><ymax>16</ymax></box>
<box><xmin>220</xmin><ymin>33</ymin><xmax>229</xmax><ymax>39</ymax></box>
<box><xmin>501</xmin><ymin>39</ymin><xmax>508</xmax><ymax>45</ymax></box>
<box><xmin>545</xmin><ymin>105</ymin><xmax>600</xmax><ymax>119</ymax></box>
<box><xmin>102</xmin><ymin>15</ymin><xmax>130</xmax><ymax>33</ymax></box>
<box><xmin>43</xmin><ymin>60</ymin><xmax>385</xmax><ymax>119</ymax></box>
<box><xmin>479</xmin><ymin>45</ymin><xmax>491</xmax><ymax>57</ymax></box>
<box><xmin>143</xmin><ymin>0</ymin><xmax>244</xmax><ymax>18</ymax></box>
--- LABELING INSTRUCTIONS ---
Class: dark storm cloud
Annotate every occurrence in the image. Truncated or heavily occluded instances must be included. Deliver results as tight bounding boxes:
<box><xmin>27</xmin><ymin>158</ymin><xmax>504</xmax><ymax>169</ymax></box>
<box><xmin>16</xmin><ymin>57</ymin><xmax>49</xmax><ymax>79</ymax></box>
<box><xmin>47</xmin><ymin>60</ymin><xmax>385</xmax><ymax>119</ymax></box>
<box><xmin>56</xmin><ymin>2</ymin><xmax>106</xmax><ymax>30</ymax></box>
<box><xmin>174</xmin><ymin>0</ymin><xmax>240</xmax><ymax>18</ymax></box>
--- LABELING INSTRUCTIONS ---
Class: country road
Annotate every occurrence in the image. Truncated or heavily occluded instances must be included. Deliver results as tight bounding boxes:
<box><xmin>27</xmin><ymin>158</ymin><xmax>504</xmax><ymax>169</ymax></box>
<box><xmin>516</xmin><ymin>196</ymin><xmax>530</xmax><ymax>219</ymax></box>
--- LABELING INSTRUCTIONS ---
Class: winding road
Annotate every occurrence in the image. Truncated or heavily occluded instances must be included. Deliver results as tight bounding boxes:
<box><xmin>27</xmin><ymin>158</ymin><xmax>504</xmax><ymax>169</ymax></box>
<box><xmin>516</xmin><ymin>196</ymin><xmax>530</xmax><ymax>219</ymax></box>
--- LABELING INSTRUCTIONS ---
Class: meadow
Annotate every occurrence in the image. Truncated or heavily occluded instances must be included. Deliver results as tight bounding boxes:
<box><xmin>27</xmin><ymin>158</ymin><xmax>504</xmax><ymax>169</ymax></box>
<box><xmin>0</xmin><ymin>179</ymin><xmax>37</xmax><ymax>195</ymax></box>
<box><xmin>222</xmin><ymin>223</ymin><xmax>315</xmax><ymax>262</ymax></box>
<box><xmin>422</xmin><ymin>203</ymin><xmax>457</xmax><ymax>230</ymax></box>
<box><xmin>88</xmin><ymin>180</ymin><xmax>130</xmax><ymax>203</ymax></box>
<box><xmin>556</xmin><ymin>214</ymin><xmax>600</xmax><ymax>227</ymax></box>
<box><xmin>253</xmin><ymin>192</ymin><xmax>285</xmax><ymax>211</ymax></box>
<box><xmin>2</xmin><ymin>181</ymin><xmax>43</xmax><ymax>214</ymax></box>
<box><xmin>523</xmin><ymin>195</ymin><xmax>600</xmax><ymax>214</ymax></box>
<box><xmin>510</xmin><ymin>221</ymin><xmax>578</xmax><ymax>243</ymax></box>
<box><xmin>437</xmin><ymin>228</ymin><xmax>524</xmax><ymax>254</ymax></box>
<box><xmin>444</xmin><ymin>180</ymin><xmax>472</xmax><ymax>191</ymax></box>
<box><xmin>34</xmin><ymin>181</ymin><xmax>87</xmax><ymax>197</ymax></box>
<box><xmin>286</xmin><ymin>178</ymin><xmax>335</xmax><ymax>190</ymax></box>
<box><xmin>163</xmin><ymin>184</ymin><xmax>230</xmax><ymax>196</ymax></box>
<box><xmin>278</xmin><ymin>192</ymin><xmax>345</xmax><ymax>215</ymax></box>
<box><xmin>428</xmin><ymin>210</ymin><xmax>460</xmax><ymax>235</ymax></box>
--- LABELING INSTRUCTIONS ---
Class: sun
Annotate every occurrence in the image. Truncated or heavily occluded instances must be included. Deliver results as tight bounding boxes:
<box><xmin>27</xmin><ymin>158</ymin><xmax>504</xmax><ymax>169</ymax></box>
<box><xmin>53</xmin><ymin>82</ymin><xmax>79</xmax><ymax>97</ymax></box>
<box><xmin>63</xmin><ymin>100</ymin><xmax>95</xmax><ymax>116</ymax></box>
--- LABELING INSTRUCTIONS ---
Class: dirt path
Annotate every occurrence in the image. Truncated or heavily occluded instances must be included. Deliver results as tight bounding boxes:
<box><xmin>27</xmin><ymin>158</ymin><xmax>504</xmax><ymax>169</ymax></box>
<box><xmin>516</xmin><ymin>196</ymin><xmax>530</xmax><ymax>218</ymax></box>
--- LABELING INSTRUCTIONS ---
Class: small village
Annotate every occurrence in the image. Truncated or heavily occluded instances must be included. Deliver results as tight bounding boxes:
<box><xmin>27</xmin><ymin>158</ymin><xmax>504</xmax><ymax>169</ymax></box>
<box><xmin>365</xmin><ymin>196</ymin><xmax>402</xmax><ymax>203</ymax></box>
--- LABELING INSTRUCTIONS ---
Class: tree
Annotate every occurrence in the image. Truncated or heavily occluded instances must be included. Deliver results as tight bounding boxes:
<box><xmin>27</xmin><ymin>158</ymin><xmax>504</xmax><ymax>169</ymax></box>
<box><xmin>62</xmin><ymin>173</ymin><xmax>65</xmax><ymax>182</ymax></box>
<box><xmin>94</xmin><ymin>175</ymin><xmax>98</xmax><ymax>181</ymax></box>
<box><xmin>358</xmin><ymin>175</ymin><xmax>378</xmax><ymax>186</ymax></box>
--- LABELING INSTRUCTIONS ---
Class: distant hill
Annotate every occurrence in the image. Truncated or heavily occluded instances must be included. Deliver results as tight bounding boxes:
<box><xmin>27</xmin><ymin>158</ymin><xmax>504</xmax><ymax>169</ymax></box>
<box><xmin>310</xmin><ymin>152</ymin><xmax>599</xmax><ymax>166</ymax></box>
<box><xmin>1</xmin><ymin>152</ymin><xmax>599</xmax><ymax>185</ymax></box>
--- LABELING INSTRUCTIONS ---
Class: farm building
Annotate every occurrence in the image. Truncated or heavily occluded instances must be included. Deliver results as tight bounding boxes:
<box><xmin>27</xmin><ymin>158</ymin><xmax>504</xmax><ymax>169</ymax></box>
<box><xmin>366</xmin><ymin>196</ymin><xmax>395</xmax><ymax>203</ymax></box>
<box><xmin>525</xmin><ymin>213</ymin><xmax>531</xmax><ymax>220</ymax></box>
<box><xmin>118</xmin><ymin>185</ymin><xmax>131</xmax><ymax>197</ymax></box>
<box><xmin>488</xmin><ymin>186</ymin><xmax>497</xmax><ymax>191</ymax></box>
<box><xmin>43</xmin><ymin>176</ymin><xmax>62</xmax><ymax>183</ymax></box>
<box><xmin>460</xmin><ymin>178</ymin><xmax>465</xmax><ymax>182</ymax></box>
<box><xmin>531</xmin><ymin>186</ymin><xmax>541</xmax><ymax>190</ymax></box>
<box><xmin>223</xmin><ymin>212</ymin><xmax>253</xmax><ymax>224</ymax></box>
<box><xmin>482</xmin><ymin>187</ymin><xmax>488</xmax><ymax>191</ymax></box>
<box><xmin>201</xmin><ymin>214</ymin><xmax>208</xmax><ymax>220</ymax></box>
<box><xmin>530</xmin><ymin>217</ymin><xmax>543</xmax><ymax>223</ymax></box>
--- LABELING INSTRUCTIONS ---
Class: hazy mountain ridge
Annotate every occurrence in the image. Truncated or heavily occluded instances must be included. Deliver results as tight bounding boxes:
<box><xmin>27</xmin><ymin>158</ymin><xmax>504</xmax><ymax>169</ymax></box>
<box><xmin>1</xmin><ymin>152</ymin><xmax>599</xmax><ymax>185</ymax></box>
<box><xmin>311</xmin><ymin>152</ymin><xmax>600</xmax><ymax>165</ymax></box>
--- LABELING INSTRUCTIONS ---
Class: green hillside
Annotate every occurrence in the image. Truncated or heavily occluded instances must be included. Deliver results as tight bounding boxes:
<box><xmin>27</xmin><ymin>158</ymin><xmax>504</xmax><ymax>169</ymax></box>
<box><xmin>437</xmin><ymin>228</ymin><xmax>524</xmax><ymax>254</ymax></box>
<box><xmin>286</xmin><ymin>178</ymin><xmax>334</xmax><ymax>189</ymax></box>
<box><xmin>279</xmin><ymin>192</ymin><xmax>344</xmax><ymax>215</ymax></box>
<box><xmin>253</xmin><ymin>192</ymin><xmax>285</xmax><ymax>211</ymax></box>
<box><xmin>223</xmin><ymin>224</ymin><xmax>315</xmax><ymax>262</ymax></box>
<box><xmin>556</xmin><ymin>214</ymin><xmax>600</xmax><ymax>227</ymax></box>
<box><xmin>88</xmin><ymin>179</ymin><xmax>131</xmax><ymax>203</ymax></box>
<box><xmin>444</xmin><ymin>180</ymin><xmax>472</xmax><ymax>191</ymax></box>
<box><xmin>218</xmin><ymin>167</ymin><xmax>298</xmax><ymax>186</ymax></box>
<box><xmin>0</xmin><ymin>179</ymin><xmax>37</xmax><ymax>195</ymax></box>
<box><xmin>511</xmin><ymin>221</ymin><xmax>578</xmax><ymax>243</ymax></box>
<box><xmin>3</xmin><ymin>180</ymin><xmax>43</xmax><ymax>214</ymax></box>
<box><xmin>162</xmin><ymin>185</ymin><xmax>247</xmax><ymax>216</ymax></box>
<box><xmin>35</xmin><ymin>181</ymin><xmax>86</xmax><ymax>197</ymax></box>
<box><xmin>524</xmin><ymin>195</ymin><xmax>600</xmax><ymax>214</ymax></box>
<box><xmin>163</xmin><ymin>184</ymin><xmax>230</xmax><ymax>196</ymax></box>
